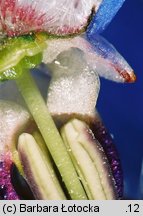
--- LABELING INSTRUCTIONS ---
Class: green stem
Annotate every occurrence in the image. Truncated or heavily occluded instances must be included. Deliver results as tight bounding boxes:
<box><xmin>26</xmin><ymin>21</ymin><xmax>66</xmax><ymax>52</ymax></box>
<box><xmin>16</xmin><ymin>71</ymin><xmax>87</xmax><ymax>200</ymax></box>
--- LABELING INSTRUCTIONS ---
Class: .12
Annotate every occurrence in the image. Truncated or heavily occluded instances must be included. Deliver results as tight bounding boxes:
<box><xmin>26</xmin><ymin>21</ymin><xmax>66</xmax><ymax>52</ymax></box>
<box><xmin>127</xmin><ymin>204</ymin><xmax>140</xmax><ymax>213</ymax></box>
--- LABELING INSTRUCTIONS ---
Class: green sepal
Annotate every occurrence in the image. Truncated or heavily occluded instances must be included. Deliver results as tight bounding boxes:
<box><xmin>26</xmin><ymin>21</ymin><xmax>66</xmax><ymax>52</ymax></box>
<box><xmin>0</xmin><ymin>53</ymin><xmax>42</xmax><ymax>81</ymax></box>
<box><xmin>0</xmin><ymin>33</ymin><xmax>47</xmax><ymax>81</ymax></box>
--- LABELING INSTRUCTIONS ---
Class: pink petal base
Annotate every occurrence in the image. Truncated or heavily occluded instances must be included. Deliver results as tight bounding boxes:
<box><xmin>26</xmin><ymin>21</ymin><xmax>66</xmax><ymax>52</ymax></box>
<box><xmin>0</xmin><ymin>152</ymin><xmax>19</xmax><ymax>200</ymax></box>
<box><xmin>0</xmin><ymin>0</ymin><xmax>45</xmax><ymax>36</ymax></box>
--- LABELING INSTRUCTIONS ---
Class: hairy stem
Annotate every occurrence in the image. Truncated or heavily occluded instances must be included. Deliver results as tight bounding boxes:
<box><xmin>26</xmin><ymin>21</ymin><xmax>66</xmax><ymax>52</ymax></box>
<box><xmin>16</xmin><ymin>71</ymin><xmax>87</xmax><ymax>200</ymax></box>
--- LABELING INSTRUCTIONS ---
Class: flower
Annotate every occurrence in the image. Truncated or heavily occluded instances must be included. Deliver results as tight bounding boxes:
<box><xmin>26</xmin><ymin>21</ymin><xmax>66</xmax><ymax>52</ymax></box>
<box><xmin>0</xmin><ymin>0</ymin><xmax>136</xmax><ymax>83</ymax></box>
<box><xmin>0</xmin><ymin>0</ymin><xmax>135</xmax><ymax>200</ymax></box>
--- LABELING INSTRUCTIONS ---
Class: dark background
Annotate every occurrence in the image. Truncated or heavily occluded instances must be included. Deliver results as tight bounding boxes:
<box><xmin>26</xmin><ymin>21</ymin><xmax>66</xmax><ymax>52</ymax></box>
<box><xmin>96</xmin><ymin>0</ymin><xmax>143</xmax><ymax>199</ymax></box>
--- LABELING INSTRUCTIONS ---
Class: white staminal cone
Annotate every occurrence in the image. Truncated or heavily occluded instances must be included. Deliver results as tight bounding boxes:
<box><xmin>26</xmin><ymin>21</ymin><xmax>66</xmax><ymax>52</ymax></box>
<box><xmin>47</xmin><ymin>48</ymin><xmax>100</xmax><ymax>117</ymax></box>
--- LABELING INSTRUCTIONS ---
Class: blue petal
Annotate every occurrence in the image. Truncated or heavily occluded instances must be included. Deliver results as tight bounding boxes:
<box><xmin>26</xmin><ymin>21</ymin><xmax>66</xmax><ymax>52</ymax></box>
<box><xmin>85</xmin><ymin>34</ymin><xmax>135</xmax><ymax>82</ymax></box>
<box><xmin>87</xmin><ymin>0</ymin><xmax>125</xmax><ymax>37</ymax></box>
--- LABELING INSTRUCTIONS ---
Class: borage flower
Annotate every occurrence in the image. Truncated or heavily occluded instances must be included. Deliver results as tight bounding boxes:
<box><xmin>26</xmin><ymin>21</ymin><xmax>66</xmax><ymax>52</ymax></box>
<box><xmin>0</xmin><ymin>0</ymin><xmax>135</xmax><ymax>200</ymax></box>
<box><xmin>0</xmin><ymin>0</ymin><xmax>135</xmax><ymax>82</ymax></box>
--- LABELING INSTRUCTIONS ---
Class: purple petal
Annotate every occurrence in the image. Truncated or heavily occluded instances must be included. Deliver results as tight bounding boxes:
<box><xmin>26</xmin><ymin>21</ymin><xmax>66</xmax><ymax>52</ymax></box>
<box><xmin>0</xmin><ymin>153</ymin><xmax>19</xmax><ymax>200</ymax></box>
<box><xmin>90</xmin><ymin>110</ymin><xmax>123</xmax><ymax>198</ymax></box>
